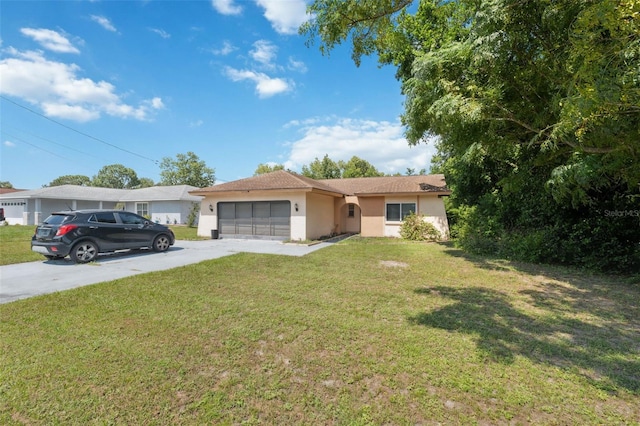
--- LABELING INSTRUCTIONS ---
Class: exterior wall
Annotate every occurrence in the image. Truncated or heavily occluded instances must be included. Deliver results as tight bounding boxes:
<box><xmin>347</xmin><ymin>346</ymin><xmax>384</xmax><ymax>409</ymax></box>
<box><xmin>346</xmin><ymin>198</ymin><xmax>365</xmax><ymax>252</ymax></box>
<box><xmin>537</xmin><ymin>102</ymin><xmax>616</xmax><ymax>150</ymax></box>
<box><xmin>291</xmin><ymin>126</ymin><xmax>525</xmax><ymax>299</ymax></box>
<box><xmin>334</xmin><ymin>195</ymin><xmax>361</xmax><ymax>234</ymax></box>
<box><xmin>119</xmin><ymin>201</ymin><xmax>195</xmax><ymax>225</ymax></box>
<box><xmin>358</xmin><ymin>196</ymin><xmax>385</xmax><ymax>237</ymax></box>
<box><xmin>383</xmin><ymin>196</ymin><xmax>417</xmax><ymax>237</ymax></box>
<box><xmin>383</xmin><ymin>195</ymin><xmax>450</xmax><ymax>239</ymax></box>
<box><xmin>305</xmin><ymin>192</ymin><xmax>336</xmax><ymax>240</ymax></box>
<box><xmin>196</xmin><ymin>191</ymin><xmax>307</xmax><ymax>240</ymax></box>
<box><xmin>419</xmin><ymin>196</ymin><xmax>450</xmax><ymax>239</ymax></box>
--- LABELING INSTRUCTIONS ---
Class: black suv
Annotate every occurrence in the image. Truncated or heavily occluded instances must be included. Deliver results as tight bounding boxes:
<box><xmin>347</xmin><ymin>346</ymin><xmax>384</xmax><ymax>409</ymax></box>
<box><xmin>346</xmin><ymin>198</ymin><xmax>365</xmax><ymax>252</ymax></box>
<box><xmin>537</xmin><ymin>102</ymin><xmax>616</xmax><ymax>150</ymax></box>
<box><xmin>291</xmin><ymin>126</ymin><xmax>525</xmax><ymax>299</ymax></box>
<box><xmin>32</xmin><ymin>209</ymin><xmax>175</xmax><ymax>263</ymax></box>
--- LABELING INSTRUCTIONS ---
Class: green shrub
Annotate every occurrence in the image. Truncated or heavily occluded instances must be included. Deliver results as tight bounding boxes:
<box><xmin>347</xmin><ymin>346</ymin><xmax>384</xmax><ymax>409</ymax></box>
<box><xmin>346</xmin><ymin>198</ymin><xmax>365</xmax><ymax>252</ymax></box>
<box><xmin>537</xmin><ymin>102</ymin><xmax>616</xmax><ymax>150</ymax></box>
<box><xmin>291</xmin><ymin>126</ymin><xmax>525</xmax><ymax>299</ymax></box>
<box><xmin>400</xmin><ymin>213</ymin><xmax>442</xmax><ymax>241</ymax></box>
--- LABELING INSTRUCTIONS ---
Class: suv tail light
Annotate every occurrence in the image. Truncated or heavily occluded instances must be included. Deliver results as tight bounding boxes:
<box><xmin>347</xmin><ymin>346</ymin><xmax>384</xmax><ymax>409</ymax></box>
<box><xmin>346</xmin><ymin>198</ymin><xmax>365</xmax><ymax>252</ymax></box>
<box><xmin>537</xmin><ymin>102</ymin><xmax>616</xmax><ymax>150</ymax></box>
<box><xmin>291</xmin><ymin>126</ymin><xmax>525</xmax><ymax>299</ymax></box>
<box><xmin>56</xmin><ymin>224</ymin><xmax>78</xmax><ymax>236</ymax></box>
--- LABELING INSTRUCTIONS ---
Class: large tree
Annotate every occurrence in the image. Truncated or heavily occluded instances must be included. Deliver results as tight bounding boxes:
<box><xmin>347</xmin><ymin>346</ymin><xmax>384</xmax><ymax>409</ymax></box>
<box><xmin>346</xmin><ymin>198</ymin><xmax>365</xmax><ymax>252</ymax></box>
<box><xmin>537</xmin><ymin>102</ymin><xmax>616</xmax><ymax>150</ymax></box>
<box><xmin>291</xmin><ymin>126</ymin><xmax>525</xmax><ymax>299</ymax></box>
<box><xmin>159</xmin><ymin>152</ymin><xmax>215</xmax><ymax>188</ymax></box>
<box><xmin>48</xmin><ymin>175</ymin><xmax>91</xmax><ymax>187</ymax></box>
<box><xmin>302</xmin><ymin>0</ymin><xmax>640</xmax><ymax>271</ymax></box>
<box><xmin>301</xmin><ymin>154</ymin><xmax>342</xmax><ymax>179</ymax></box>
<box><xmin>339</xmin><ymin>156</ymin><xmax>384</xmax><ymax>178</ymax></box>
<box><xmin>254</xmin><ymin>163</ymin><xmax>285</xmax><ymax>175</ymax></box>
<box><xmin>92</xmin><ymin>164</ymin><xmax>140</xmax><ymax>189</ymax></box>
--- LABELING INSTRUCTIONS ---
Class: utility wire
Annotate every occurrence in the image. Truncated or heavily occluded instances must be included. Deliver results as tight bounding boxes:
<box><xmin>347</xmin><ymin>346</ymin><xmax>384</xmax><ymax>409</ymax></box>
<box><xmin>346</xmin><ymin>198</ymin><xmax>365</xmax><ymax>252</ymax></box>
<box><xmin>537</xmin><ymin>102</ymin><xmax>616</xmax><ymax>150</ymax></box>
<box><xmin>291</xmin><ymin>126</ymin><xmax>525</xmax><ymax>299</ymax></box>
<box><xmin>2</xmin><ymin>123</ymin><xmax>101</xmax><ymax>161</ymax></box>
<box><xmin>1</xmin><ymin>131</ymin><xmax>70</xmax><ymax>161</ymax></box>
<box><xmin>1</xmin><ymin>95</ymin><xmax>159</xmax><ymax>164</ymax></box>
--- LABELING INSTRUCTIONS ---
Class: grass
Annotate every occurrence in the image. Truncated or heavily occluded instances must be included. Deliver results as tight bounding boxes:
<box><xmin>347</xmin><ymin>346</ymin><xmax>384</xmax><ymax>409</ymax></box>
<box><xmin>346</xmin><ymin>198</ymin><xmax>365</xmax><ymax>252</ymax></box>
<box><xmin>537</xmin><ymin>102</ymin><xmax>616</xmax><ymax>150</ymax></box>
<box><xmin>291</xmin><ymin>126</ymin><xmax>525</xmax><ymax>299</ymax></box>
<box><xmin>0</xmin><ymin>225</ymin><xmax>204</xmax><ymax>266</ymax></box>
<box><xmin>1</xmin><ymin>237</ymin><xmax>639</xmax><ymax>424</ymax></box>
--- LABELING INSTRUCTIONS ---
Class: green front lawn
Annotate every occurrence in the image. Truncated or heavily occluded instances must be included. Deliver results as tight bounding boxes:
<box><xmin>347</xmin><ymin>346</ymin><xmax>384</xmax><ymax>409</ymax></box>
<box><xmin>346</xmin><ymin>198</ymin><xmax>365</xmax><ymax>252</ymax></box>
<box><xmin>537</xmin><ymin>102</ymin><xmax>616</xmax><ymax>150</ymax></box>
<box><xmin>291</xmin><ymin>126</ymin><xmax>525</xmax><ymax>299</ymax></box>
<box><xmin>1</xmin><ymin>237</ymin><xmax>638</xmax><ymax>424</ymax></box>
<box><xmin>0</xmin><ymin>225</ymin><xmax>203</xmax><ymax>266</ymax></box>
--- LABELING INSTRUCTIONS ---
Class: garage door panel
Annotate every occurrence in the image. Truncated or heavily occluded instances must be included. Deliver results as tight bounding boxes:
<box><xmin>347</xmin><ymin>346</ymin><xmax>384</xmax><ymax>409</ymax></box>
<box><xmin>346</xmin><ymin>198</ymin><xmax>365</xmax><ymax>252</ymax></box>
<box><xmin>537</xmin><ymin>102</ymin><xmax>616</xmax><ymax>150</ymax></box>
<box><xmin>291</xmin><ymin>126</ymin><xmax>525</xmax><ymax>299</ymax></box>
<box><xmin>218</xmin><ymin>201</ymin><xmax>290</xmax><ymax>239</ymax></box>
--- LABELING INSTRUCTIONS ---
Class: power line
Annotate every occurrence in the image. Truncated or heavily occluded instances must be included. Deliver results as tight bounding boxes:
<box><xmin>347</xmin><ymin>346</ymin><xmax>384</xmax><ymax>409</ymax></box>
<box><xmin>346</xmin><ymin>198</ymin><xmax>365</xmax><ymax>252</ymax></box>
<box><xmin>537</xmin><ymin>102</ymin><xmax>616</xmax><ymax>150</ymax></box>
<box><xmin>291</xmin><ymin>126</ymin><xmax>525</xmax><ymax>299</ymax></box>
<box><xmin>1</xmin><ymin>95</ymin><xmax>159</xmax><ymax>164</ymax></box>
<box><xmin>1</xmin><ymin>131</ymin><xmax>70</xmax><ymax>161</ymax></box>
<box><xmin>2</xmin><ymin>123</ymin><xmax>102</xmax><ymax>161</ymax></box>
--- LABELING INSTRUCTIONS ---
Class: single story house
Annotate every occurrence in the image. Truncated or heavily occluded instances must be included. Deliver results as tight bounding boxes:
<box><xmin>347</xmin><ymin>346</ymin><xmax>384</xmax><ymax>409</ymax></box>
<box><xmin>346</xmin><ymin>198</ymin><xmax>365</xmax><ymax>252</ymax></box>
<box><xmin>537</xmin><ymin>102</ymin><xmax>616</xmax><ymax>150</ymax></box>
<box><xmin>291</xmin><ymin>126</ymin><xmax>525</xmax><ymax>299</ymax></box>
<box><xmin>190</xmin><ymin>170</ymin><xmax>451</xmax><ymax>241</ymax></box>
<box><xmin>0</xmin><ymin>185</ymin><xmax>202</xmax><ymax>225</ymax></box>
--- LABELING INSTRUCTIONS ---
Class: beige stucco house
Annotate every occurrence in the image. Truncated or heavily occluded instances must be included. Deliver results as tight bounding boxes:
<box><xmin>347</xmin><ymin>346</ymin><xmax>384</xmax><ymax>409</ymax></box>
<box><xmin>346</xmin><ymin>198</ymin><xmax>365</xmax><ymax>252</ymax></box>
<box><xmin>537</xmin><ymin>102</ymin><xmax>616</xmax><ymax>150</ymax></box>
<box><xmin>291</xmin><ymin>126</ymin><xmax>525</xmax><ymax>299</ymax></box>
<box><xmin>190</xmin><ymin>170</ymin><xmax>451</xmax><ymax>241</ymax></box>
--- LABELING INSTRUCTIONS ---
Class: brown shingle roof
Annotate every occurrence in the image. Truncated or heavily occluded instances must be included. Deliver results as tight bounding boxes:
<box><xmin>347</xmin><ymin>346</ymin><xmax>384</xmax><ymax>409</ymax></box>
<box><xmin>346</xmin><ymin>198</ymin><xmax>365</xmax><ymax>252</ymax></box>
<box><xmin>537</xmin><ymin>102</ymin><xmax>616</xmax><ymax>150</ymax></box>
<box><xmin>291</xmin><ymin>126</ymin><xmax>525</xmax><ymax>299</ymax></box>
<box><xmin>190</xmin><ymin>170</ymin><xmax>346</xmax><ymax>196</ymax></box>
<box><xmin>190</xmin><ymin>171</ymin><xmax>450</xmax><ymax>197</ymax></box>
<box><xmin>320</xmin><ymin>174</ymin><xmax>450</xmax><ymax>196</ymax></box>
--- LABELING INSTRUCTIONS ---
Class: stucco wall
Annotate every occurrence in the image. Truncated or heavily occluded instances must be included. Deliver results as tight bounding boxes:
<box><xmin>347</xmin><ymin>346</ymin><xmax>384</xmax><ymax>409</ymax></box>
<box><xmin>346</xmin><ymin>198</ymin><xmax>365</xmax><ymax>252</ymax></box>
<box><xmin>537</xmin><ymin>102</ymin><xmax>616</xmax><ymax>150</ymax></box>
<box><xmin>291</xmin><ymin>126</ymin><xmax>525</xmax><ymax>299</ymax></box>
<box><xmin>359</xmin><ymin>196</ymin><xmax>385</xmax><ymax>237</ymax></box>
<box><xmin>419</xmin><ymin>196</ymin><xmax>450</xmax><ymax>239</ymax></box>
<box><xmin>305</xmin><ymin>192</ymin><xmax>336</xmax><ymax>240</ymax></box>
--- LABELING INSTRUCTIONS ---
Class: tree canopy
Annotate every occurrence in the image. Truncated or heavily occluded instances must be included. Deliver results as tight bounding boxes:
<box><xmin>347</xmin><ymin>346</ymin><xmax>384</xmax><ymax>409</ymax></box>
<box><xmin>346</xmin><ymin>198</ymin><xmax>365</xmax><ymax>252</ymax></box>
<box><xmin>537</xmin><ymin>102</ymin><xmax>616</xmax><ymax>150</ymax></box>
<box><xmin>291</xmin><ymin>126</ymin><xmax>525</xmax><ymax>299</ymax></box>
<box><xmin>302</xmin><ymin>0</ymin><xmax>640</xmax><ymax>272</ymax></box>
<box><xmin>301</xmin><ymin>155</ymin><xmax>342</xmax><ymax>179</ymax></box>
<box><xmin>92</xmin><ymin>164</ymin><xmax>141</xmax><ymax>189</ymax></box>
<box><xmin>254</xmin><ymin>163</ymin><xmax>285</xmax><ymax>175</ymax></box>
<box><xmin>159</xmin><ymin>152</ymin><xmax>215</xmax><ymax>188</ymax></box>
<box><xmin>48</xmin><ymin>175</ymin><xmax>91</xmax><ymax>187</ymax></box>
<box><xmin>300</xmin><ymin>155</ymin><xmax>385</xmax><ymax>179</ymax></box>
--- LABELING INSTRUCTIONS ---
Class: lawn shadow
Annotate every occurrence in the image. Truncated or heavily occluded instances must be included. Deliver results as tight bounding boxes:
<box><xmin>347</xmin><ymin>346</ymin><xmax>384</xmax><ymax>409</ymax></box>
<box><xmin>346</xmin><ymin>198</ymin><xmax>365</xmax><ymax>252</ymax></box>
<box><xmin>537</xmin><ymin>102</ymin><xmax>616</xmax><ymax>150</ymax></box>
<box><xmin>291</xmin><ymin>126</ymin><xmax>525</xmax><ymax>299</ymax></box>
<box><xmin>410</xmin><ymin>246</ymin><xmax>640</xmax><ymax>394</ymax></box>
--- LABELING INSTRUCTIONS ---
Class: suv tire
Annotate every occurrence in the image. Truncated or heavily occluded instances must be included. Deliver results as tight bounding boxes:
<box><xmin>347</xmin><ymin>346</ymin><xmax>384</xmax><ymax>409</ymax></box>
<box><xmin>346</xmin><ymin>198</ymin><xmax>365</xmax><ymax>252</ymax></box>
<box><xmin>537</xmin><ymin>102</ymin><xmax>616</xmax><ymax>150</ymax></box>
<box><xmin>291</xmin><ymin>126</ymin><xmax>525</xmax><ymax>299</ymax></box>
<box><xmin>71</xmin><ymin>241</ymin><xmax>98</xmax><ymax>263</ymax></box>
<box><xmin>152</xmin><ymin>234</ymin><xmax>171</xmax><ymax>252</ymax></box>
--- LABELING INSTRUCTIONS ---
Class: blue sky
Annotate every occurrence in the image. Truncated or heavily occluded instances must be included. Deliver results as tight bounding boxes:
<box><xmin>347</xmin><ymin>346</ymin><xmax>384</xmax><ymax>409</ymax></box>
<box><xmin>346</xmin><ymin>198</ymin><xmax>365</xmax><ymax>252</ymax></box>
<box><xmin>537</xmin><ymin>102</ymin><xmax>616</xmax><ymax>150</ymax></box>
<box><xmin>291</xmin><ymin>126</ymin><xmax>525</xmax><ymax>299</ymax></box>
<box><xmin>1</xmin><ymin>0</ymin><xmax>436</xmax><ymax>189</ymax></box>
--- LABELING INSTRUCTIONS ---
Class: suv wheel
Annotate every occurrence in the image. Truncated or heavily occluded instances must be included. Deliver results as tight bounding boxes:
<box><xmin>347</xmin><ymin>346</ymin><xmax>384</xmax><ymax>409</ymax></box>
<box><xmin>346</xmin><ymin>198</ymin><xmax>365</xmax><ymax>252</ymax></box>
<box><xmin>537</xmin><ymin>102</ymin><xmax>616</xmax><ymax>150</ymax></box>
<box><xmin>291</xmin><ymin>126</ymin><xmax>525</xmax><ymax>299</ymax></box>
<box><xmin>71</xmin><ymin>241</ymin><xmax>98</xmax><ymax>263</ymax></box>
<box><xmin>153</xmin><ymin>235</ymin><xmax>171</xmax><ymax>252</ymax></box>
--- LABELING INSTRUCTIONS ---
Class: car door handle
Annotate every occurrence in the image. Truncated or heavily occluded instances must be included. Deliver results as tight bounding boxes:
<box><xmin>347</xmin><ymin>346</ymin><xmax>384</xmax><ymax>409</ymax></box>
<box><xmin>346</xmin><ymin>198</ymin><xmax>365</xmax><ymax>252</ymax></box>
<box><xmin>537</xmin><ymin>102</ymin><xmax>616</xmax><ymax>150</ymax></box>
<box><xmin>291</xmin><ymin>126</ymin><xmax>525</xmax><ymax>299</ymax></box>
<box><xmin>124</xmin><ymin>227</ymin><xmax>132</xmax><ymax>231</ymax></box>
<box><xmin>89</xmin><ymin>226</ymin><xmax>99</xmax><ymax>229</ymax></box>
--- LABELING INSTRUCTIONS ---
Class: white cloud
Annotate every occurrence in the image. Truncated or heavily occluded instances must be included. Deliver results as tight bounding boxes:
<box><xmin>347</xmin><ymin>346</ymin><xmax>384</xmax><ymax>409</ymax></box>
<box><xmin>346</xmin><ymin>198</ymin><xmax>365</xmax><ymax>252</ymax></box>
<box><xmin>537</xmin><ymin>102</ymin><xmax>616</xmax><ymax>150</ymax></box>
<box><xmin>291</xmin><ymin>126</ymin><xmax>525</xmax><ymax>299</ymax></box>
<box><xmin>4</xmin><ymin>140</ymin><xmax>16</xmax><ymax>148</ymax></box>
<box><xmin>255</xmin><ymin>0</ymin><xmax>310</xmax><ymax>35</ymax></box>
<box><xmin>20</xmin><ymin>28</ymin><xmax>80</xmax><ymax>54</ymax></box>
<box><xmin>0</xmin><ymin>48</ymin><xmax>163</xmax><ymax>122</ymax></box>
<box><xmin>288</xmin><ymin>57</ymin><xmax>307</xmax><ymax>73</ymax></box>
<box><xmin>224</xmin><ymin>66</ymin><xmax>292</xmax><ymax>98</ymax></box>
<box><xmin>211</xmin><ymin>0</ymin><xmax>242</xmax><ymax>15</ymax></box>
<box><xmin>250</xmin><ymin>40</ymin><xmax>277</xmax><ymax>68</ymax></box>
<box><xmin>90</xmin><ymin>15</ymin><xmax>117</xmax><ymax>32</ymax></box>
<box><xmin>189</xmin><ymin>119</ymin><xmax>204</xmax><ymax>128</ymax></box>
<box><xmin>149</xmin><ymin>28</ymin><xmax>171</xmax><ymax>39</ymax></box>
<box><xmin>282</xmin><ymin>118</ymin><xmax>438</xmax><ymax>174</ymax></box>
<box><xmin>211</xmin><ymin>40</ymin><xmax>236</xmax><ymax>56</ymax></box>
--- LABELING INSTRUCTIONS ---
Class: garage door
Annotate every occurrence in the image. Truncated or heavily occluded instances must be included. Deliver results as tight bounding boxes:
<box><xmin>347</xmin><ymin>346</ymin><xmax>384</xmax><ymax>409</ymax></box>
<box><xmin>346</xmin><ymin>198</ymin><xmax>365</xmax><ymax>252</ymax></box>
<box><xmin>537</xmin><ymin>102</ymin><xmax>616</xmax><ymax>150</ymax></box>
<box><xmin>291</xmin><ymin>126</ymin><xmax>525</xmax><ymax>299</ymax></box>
<box><xmin>218</xmin><ymin>201</ymin><xmax>290</xmax><ymax>239</ymax></box>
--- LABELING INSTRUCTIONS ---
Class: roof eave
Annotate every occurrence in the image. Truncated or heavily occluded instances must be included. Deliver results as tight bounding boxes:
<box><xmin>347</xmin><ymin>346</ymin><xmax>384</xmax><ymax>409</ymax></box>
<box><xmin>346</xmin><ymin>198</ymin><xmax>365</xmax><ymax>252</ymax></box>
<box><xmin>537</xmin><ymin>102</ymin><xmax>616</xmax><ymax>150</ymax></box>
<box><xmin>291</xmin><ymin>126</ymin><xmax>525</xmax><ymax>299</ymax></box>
<box><xmin>355</xmin><ymin>191</ymin><xmax>452</xmax><ymax>197</ymax></box>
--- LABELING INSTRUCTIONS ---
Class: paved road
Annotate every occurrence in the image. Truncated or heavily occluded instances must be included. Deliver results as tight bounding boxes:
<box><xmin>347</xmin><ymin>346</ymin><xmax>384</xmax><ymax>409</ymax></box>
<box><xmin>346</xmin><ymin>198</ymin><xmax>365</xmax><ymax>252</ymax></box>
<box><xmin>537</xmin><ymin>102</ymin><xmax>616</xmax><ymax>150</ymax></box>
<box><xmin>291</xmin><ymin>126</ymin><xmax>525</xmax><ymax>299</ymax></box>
<box><xmin>0</xmin><ymin>239</ymin><xmax>333</xmax><ymax>304</ymax></box>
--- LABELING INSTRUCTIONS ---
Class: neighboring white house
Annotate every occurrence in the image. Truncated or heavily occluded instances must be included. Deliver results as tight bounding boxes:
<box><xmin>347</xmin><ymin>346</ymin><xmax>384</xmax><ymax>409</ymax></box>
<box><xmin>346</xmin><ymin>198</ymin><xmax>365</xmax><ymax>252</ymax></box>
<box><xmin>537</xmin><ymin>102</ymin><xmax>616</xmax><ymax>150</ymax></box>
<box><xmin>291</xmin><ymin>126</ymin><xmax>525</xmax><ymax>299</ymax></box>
<box><xmin>0</xmin><ymin>185</ymin><xmax>202</xmax><ymax>225</ymax></box>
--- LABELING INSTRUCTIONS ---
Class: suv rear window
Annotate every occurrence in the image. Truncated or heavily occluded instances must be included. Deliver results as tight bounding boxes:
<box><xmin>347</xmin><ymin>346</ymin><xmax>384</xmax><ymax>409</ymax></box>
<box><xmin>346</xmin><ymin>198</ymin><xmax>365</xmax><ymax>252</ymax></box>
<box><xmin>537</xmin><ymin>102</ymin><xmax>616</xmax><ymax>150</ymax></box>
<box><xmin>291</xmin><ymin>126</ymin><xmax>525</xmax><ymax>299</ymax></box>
<box><xmin>43</xmin><ymin>214</ymin><xmax>75</xmax><ymax>225</ymax></box>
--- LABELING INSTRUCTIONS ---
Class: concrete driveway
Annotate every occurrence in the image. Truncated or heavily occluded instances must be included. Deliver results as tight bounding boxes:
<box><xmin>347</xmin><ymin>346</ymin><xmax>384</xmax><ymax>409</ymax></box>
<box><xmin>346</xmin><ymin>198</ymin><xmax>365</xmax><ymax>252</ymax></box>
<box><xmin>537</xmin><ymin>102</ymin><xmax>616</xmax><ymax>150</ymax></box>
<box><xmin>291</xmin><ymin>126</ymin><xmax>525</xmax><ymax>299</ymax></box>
<box><xmin>0</xmin><ymin>239</ymin><xmax>333</xmax><ymax>304</ymax></box>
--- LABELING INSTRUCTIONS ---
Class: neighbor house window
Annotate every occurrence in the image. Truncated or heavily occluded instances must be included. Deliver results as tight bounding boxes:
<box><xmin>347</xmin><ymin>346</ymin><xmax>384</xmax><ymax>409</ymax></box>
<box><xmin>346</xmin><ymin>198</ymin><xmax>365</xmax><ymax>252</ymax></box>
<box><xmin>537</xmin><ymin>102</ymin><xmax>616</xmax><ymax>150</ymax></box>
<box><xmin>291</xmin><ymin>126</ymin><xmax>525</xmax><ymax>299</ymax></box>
<box><xmin>136</xmin><ymin>202</ymin><xmax>149</xmax><ymax>217</ymax></box>
<box><xmin>386</xmin><ymin>203</ymin><xmax>416</xmax><ymax>222</ymax></box>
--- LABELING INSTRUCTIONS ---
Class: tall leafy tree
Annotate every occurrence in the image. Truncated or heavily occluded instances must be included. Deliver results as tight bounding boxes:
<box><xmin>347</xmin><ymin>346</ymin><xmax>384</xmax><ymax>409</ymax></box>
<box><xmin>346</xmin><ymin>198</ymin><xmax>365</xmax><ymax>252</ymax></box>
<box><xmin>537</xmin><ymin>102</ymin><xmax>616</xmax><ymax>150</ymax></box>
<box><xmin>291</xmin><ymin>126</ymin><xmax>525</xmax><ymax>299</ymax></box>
<box><xmin>92</xmin><ymin>164</ymin><xmax>140</xmax><ymax>189</ymax></box>
<box><xmin>339</xmin><ymin>156</ymin><xmax>384</xmax><ymax>178</ymax></box>
<box><xmin>137</xmin><ymin>177</ymin><xmax>155</xmax><ymax>188</ymax></box>
<box><xmin>48</xmin><ymin>175</ymin><xmax>91</xmax><ymax>187</ymax></box>
<box><xmin>0</xmin><ymin>181</ymin><xmax>14</xmax><ymax>188</ymax></box>
<box><xmin>159</xmin><ymin>152</ymin><xmax>215</xmax><ymax>188</ymax></box>
<box><xmin>301</xmin><ymin>154</ymin><xmax>341</xmax><ymax>179</ymax></box>
<box><xmin>302</xmin><ymin>0</ymin><xmax>640</xmax><ymax>271</ymax></box>
<box><xmin>254</xmin><ymin>163</ymin><xmax>285</xmax><ymax>175</ymax></box>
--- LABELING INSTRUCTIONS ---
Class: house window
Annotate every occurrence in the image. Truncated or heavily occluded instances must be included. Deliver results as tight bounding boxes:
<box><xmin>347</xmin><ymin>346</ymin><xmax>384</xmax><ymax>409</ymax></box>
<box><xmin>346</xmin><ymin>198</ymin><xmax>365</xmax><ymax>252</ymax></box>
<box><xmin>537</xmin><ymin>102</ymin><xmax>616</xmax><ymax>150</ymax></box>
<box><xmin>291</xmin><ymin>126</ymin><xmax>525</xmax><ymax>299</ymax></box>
<box><xmin>386</xmin><ymin>203</ymin><xmax>416</xmax><ymax>222</ymax></box>
<box><xmin>136</xmin><ymin>202</ymin><xmax>149</xmax><ymax>218</ymax></box>
<box><xmin>348</xmin><ymin>204</ymin><xmax>355</xmax><ymax>218</ymax></box>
